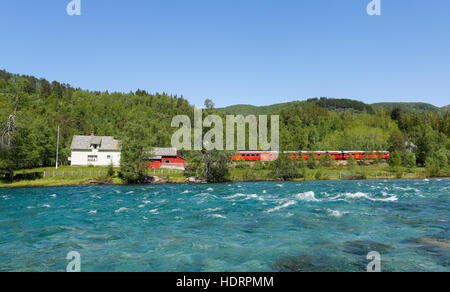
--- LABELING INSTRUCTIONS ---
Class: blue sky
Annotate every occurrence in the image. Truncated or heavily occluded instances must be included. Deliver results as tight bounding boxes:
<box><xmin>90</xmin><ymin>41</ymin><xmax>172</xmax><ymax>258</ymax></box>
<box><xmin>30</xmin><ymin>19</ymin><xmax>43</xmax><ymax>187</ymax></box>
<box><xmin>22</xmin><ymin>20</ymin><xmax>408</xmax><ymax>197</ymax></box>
<box><xmin>1</xmin><ymin>0</ymin><xmax>449</xmax><ymax>107</ymax></box>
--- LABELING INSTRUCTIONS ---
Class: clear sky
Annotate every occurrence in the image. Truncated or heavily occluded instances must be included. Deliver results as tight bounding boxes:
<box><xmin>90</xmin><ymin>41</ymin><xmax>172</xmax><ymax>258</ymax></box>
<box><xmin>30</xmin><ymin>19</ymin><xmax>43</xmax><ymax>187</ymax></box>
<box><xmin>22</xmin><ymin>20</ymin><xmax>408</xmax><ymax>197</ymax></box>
<box><xmin>1</xmin><ymin>0</ymin><xmax>449</xmax><ymax>107</ymax></box>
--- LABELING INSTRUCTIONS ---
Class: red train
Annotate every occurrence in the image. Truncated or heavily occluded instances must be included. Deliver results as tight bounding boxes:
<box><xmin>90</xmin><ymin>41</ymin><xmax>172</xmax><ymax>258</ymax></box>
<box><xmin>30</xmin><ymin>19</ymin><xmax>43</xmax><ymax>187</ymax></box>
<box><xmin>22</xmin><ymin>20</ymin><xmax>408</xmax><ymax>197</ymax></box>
<box><xmin>231</xmin><ymin>151</ymin><xmax>390</xmax><ymax>161</ymax></box>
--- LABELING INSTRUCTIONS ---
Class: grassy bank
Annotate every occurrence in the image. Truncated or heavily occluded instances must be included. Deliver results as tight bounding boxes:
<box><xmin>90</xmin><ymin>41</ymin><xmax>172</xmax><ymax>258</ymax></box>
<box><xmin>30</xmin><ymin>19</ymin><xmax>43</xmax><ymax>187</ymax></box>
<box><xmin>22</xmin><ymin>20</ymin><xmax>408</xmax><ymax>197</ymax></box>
<box><xmin>0</xmin><ymin>166</ymin><xmax>185</xmax><ymax>188</ymax></box>
<box><xmin>229</xmin><ymin>164</ymin><xmax>448</xmax><ymax>182</ymax></box>
<box><xmin>1</xmin><ymin>164</ymin><xmax>448</xmax><ymax>188</ymax></box>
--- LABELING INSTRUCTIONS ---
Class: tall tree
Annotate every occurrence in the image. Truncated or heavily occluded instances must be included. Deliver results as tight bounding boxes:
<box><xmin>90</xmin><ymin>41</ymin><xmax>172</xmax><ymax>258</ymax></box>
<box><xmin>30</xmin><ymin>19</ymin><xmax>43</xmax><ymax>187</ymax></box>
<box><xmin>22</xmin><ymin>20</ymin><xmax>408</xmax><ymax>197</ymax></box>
<box><xmin>119</xmin><ymin>119</ymin><xmax>153</xmax><ymax>183</ymax></box>
<box><xmin>204</xmin><ymin>99</ymin><xmax>215</xmax><ymax>110</ymax></box>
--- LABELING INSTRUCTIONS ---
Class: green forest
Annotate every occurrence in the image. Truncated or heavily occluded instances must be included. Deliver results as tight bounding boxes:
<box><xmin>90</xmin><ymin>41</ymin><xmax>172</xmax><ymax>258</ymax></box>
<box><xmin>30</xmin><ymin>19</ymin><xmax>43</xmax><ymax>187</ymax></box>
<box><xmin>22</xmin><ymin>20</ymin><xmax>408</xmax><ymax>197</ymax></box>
<box><xmin>1</xmin><ymin>70</ymin><xmax>449</xmax><ymax>182</ymax></box>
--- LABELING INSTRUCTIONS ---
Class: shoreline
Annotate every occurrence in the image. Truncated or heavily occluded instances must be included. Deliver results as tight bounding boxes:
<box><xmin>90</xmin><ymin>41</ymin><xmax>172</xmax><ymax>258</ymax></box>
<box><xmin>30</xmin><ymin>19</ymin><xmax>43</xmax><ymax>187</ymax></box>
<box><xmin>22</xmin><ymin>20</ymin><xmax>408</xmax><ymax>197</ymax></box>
<box><xmin>1</xmin><ymin>176</ymin><xmax>448</xmax><ymax>190</ymax></box>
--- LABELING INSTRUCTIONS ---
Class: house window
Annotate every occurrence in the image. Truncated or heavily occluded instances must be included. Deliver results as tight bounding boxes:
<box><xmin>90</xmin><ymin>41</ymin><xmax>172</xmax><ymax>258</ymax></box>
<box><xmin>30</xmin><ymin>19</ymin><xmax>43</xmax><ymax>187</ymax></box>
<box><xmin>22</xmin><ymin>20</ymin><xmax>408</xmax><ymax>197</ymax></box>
<box><xmin>164</xmin><ymin>160</ymin><xmax>171</xmax><ymax>164</ymax></box>
<box><xmin>88</xmin><ymin>155</ymin><xmax>98</xmax><ymax>162</ymax></box>
<box><xmin>107</xmin><ymin>155</ymin><xmax>111</xmax><ymax>160</ymax></box>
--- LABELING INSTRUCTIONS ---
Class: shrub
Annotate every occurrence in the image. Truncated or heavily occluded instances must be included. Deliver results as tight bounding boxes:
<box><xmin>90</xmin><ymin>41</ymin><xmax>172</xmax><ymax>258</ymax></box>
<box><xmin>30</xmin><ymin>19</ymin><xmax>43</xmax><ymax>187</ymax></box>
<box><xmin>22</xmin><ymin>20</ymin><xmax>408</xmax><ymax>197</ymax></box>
<box><xmin>389</xmin><ymin>151</ymin><xmax>402</xmax><ymax>173</ymax></box>
<box><xmin>270</xmin><ymin>153</ymin><xmax>300</xmax><ymax>181</ymax></box>
<box><xmin>107</xmin><ymin>163</ymin><xmax>115</xmax><ymax>177</ymax></box>
<box><xmin>200</xmin><ymin>150</ymin><xmax>231</xmax><ymax>183</ymax></box>
<box><xmin>347</xmin><ymin>154</ymin><xmax>357</xmax><ymax>169</ymax></box>
<box><xmin>403</xmin><ymin>152</ymin><xmax>416</xmax><ymax>169</ymax></box>
<box><xmin>436</xmin><ymin>149</ymin><xmax>449</xmax><ymax>169</ymax></box>
<box><xmin>425</xmin><ymin>156</ymin><xmax>441</xmax><ymax>177</ymax></box>
<box><xmin>320</xmin><ymin>154</ymin><xmax>333</xmax><ymax>167</ymax></box>
<box><xmin>307</xmin><ymin>155</ymin><xmax>317</xmax><ymax>169</ymax></box>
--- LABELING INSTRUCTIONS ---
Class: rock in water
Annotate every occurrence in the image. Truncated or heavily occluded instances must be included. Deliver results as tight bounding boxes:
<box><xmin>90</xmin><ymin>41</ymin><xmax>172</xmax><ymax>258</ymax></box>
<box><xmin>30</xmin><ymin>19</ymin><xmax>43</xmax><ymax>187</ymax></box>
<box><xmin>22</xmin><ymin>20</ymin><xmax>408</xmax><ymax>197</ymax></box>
<box><xmin>343</xmin><ymin>240</ymin><xmax>392</xmax><ymax>256</ymax></box>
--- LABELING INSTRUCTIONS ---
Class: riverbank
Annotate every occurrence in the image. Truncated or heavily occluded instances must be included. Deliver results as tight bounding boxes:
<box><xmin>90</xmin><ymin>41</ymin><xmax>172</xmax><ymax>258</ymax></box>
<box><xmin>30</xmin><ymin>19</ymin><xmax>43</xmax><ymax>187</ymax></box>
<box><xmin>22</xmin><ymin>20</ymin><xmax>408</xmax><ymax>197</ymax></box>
<box><xmin>1</xmin><ymin>165</ymin><xmax>448</xmax><ymax>189</ymax></box>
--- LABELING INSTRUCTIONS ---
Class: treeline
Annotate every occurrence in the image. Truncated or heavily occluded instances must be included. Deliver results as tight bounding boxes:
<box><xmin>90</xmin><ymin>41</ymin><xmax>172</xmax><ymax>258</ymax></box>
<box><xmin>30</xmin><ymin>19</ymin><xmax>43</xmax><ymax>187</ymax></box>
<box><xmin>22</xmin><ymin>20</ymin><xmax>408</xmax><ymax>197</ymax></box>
<box><xmin>0</xmin><ymin>70</ymin><xmax>193</xmax><ymax>179</ymax></box>
<box><xmin>1</xmin><ymin>70</ymin><xmax>449</xmax><ymax>180</ymax></box>
<box><xmin>279</xmin><ymin>103</ymin><xmax>449</xmax><ymax>168</ymax></box>
<box><xmin>307</xmin><ymin>97</ymin><xmax>375</xmax><ymax>114</ymax></box>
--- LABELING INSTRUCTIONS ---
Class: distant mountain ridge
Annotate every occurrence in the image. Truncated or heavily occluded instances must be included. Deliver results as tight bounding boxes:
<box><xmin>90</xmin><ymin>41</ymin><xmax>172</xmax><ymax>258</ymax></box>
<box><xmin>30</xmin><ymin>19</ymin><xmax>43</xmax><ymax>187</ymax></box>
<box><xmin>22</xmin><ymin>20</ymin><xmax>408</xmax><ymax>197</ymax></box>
<box><xmin>372</xmin><ymin>102</ymin><xmax>444</xmax><ymax>113</ymax></box>
<box><xmin>217</xmin><ymin>99</ymin><xmax>445</xmax><ymax>115</ymax></box>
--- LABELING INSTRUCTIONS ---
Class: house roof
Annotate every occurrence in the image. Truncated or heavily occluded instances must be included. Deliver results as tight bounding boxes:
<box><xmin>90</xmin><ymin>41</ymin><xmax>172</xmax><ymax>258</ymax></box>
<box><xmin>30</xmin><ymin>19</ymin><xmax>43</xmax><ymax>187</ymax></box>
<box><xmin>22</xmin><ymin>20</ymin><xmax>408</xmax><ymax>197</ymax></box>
<box><xmin>71</xmin><ymin>135</ymin><xmax>121</xmax><ymax>151</ymax></box>
<box><xmin>148</xmin><ymin>147</ymin><xmax>178</xmax><ymax>157</ymax></box>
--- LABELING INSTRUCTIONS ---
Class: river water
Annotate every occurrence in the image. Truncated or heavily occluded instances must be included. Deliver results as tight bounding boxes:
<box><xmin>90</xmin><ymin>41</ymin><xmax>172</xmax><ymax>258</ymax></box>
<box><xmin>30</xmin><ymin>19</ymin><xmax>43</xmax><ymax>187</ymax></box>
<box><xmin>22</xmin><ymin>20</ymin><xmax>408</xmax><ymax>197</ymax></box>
<box><xmin>0</xmin><ymin>179</ymin><xmax>448</xmax><ymax>271</ymax></box>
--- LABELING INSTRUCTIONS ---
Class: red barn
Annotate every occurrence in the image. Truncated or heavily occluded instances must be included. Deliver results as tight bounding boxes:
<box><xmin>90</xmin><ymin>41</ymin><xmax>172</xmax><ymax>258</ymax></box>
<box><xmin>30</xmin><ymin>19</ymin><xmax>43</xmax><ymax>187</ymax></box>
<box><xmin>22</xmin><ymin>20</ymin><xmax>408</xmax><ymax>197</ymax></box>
<box><xmin>143</xmin><ymin>148</ymin><xmax>185</xmax><ymax>170</ymax></box>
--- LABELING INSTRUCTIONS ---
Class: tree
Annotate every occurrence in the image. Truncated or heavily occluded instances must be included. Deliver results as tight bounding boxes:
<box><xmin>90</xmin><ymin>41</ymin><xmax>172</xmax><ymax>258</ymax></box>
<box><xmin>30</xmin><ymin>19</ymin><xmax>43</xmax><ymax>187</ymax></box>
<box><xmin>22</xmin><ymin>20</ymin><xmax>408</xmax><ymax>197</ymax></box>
<box><xmin>119</xmin><ymin>120</ymin><xmax>151</xmax><ymax>184</ymax></box>
<box><xmin>425</xmin><ymin>155</ymin><xmax>441</xmax><ymax>177</ymax></box>
<box><xmin>391</xmin><ymin>108</ymin><xmax>403</xmax><ymax>123</ymax></box>
<box><xmin>0</xmin><ymin>99</ymin><xmax>18</xmax><ymax>181</ymax></box>
<box><xmin>389</xmin><ymin>151</ymin><xmax>402</xmax><ymax>172</ymax></box>
<box><xmin>204</xmin><ymin>99</ymin><xmax>215</xmax><ymax>110</ymax></box>
<box><xmin>270</xmin><ymin>153</ymin><xmax>299</xmax><ymax>181</ymax></box>
<box><xmin>320</xmin><ymin>154</ymin><xmax>333</xmax><ymax>167</ymax></box>
<box><xmin>403</xmin><ymin>152</ymin><xmax>416</xmax><ymax>169</ymax></box>
<box><xmin>200</xmin><ymin>150</ymin><xmax>231</xmax><ymax>183</ymax></box>
<box><xmin>107</xmin><ymin>162</ymin><xmax>115</xmax><ymax>177</ymax></box>
<box><xmin>388</xmin><ymin>130</ymin><xmax>406</xmax><ymax>153</ymax></box>
<box><xmin>40</xmin><ymin>79</ymin><xmax>52</xmax><ymax>98</ymax></box>
<box><xmin>0</xmin><ymin>123</ymin><xmax>40</xmax><ymax>181</ymax></box>
<box><xmin>347</xmin><ymin>154</ymin><xmax>357</xmax><ymax>169</ymax></box>
<box><xmin>414</xmin><ymin>125</ymin><xmax>441</xmax><ymax>166</ymax></box>
<box><xmin>307</xmin><ymin>154</ymin><xmax>317</xmax><ymax>169</ymax></box>
<box><xmin>435</xmin><ymin>149</ymin><xmax>449</xmax><ymax>169</ymax></box>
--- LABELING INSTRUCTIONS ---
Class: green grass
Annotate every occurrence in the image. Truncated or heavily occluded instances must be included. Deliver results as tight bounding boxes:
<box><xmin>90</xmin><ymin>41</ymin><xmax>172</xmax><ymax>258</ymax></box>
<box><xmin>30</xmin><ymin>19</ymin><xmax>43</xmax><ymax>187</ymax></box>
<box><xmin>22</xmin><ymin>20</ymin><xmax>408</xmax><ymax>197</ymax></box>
<box><xmin>230</xmin><ymin>164</ymin><xmax>443</xmax><ymax>182</ymax></box>
<box><xmin>0</xmin><ymin>164</ymin><xmax>447</xmax><ymax>188</ymax></box>
<box><xmin>0</xmin><ymin>166</ymin><xmax>186</xmax><ymax>188</ymax></box>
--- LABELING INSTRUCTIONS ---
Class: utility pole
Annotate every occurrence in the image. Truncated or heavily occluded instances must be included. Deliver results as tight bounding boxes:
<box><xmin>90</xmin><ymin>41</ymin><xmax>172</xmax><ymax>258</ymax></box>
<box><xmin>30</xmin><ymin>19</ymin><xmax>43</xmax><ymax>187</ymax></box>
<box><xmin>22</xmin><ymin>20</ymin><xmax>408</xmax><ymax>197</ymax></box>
<box><xmin>56</xmin><ymin>126</ymin><xmax>60</xmax><ymax>169</ymax></box>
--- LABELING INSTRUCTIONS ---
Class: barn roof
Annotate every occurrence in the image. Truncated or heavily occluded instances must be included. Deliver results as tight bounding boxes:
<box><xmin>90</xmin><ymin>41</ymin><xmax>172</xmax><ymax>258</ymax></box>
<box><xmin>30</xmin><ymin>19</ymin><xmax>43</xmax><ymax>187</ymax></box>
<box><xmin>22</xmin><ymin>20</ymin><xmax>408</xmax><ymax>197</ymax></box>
<box><xmin>150</xmin><ymin>147</ymin><xmax>178</xmax><ymax>157</ymax></box>
<box><xmin>71</xmin><ymin>135</ymin><xmax>121</xmax><ymax>151</ymax></box>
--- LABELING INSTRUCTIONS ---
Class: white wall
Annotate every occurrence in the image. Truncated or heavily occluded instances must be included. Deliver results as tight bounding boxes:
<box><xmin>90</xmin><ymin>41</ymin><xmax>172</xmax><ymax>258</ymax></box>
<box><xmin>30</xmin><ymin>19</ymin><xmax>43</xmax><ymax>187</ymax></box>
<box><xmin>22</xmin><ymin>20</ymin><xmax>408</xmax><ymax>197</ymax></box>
<box><xmin>71</xmin><ymin>150</ymin><xmax>121</xmax><ymax>167</ymax></box>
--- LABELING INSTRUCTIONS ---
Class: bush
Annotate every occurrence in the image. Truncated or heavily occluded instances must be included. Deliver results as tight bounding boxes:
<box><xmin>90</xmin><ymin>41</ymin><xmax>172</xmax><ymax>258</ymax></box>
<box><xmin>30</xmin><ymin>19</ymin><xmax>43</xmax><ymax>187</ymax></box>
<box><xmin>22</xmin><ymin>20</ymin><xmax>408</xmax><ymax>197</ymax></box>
<box><xmin>11</xmin><ymin>172</ymin><xmax>43</xmax><ymax>181</ymax></box>
<box><xmin>347</xmin><ymin>154</ymin><xmax>357</xmax><ymax>169</ymax></box>
<box><xmin>425</xmin><ymin>156</ymin><xmax>441</xmax><ymax>177</ymax></box>
<box><xmin>319</xmin><ymin>154</ymin><xmax>333</xmax><ymax>167</ymax></box>
<box><xmin>403</xmin><ymin>152</ymin><xmax>416</xmax><ymax>169</ymax></box>
<box><xmin>107</xmin><ymin>163</ymin><xmax>115</xmax><ymax>177</ymax></box>
<box><xmin>253</xmin><ymin>160</ymin><xmax>264</xmax><ymax>171</ymax></box>
<box><xmin>270</xmin><ymin>154</ymin><xmax>300</xmax><ymax>181</ymax></box>
<box><xmin>436</xmin><ymin>149</ymin><xmax>449</xmax><ymax>169</ymax></box>
<box><xmin>307</xmin><ymin>155</ymin><xmax>317</xmax><ymax>170</ymax></box>
<box><xmin>200</xmin><ymin>150</ymin><xmax>231</xmax><ymax>183</ymax></box>
<box><xmin>314</xmin><ymin>168</ymin><xmax>328</xmax><ymax>180</ymax></box>
<box><xmin>389</xmin><ymin>151</ymin><xmax>402</xmax><ymax>173</ymax></box>
<box><xmin>235</xmin><ymin>162</ymin><xmax>250</xmax><ymax>170</ymax></box>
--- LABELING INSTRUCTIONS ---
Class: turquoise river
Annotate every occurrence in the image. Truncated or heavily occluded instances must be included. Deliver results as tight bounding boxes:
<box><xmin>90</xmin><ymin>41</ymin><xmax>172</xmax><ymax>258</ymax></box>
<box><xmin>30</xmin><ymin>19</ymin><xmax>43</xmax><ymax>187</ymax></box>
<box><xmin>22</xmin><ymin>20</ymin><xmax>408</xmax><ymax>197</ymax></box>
<box><xmin>0</xmin><ymin>179</ymin><xmax>449</xmax><ymax>272</ymax></box>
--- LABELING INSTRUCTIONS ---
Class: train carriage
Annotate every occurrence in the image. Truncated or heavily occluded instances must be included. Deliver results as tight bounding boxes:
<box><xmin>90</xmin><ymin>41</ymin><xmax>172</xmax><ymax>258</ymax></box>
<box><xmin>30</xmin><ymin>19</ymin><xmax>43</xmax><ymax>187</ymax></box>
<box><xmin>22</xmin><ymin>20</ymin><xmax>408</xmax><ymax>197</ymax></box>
<box><xmin>232</xmin><ymin>151</ymin><xmax>390</xmax><ymax>161</ymax></box>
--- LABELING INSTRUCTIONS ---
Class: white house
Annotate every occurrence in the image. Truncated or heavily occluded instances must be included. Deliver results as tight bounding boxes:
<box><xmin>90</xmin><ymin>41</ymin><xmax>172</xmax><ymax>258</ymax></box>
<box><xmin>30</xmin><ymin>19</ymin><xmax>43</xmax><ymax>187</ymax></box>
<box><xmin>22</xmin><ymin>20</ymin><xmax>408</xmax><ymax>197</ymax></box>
<box><xmin>70</xmin><ymin>134</ymin><xmax>121</xmax><ymax>167</ymax></box>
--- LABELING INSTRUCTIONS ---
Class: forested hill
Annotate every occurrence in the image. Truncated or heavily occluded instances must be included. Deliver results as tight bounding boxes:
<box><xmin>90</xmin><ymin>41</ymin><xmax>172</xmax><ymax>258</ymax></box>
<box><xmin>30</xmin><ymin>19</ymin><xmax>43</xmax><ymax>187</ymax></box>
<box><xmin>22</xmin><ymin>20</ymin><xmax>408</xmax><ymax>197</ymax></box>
<box><xmin>0</xmin><ymin>69</ymin><xmax>449</xmax><ymax>173</ymax></box>
<box><xmin>0</xmin><ymin>70</ymin><xmax>193</xmax><ymax>168</ymax></box>
<box><xmin>372</xmin><ymin>102</ymin><xmax>445</xmax><ymax>113</ymax></box>
<box><xmin>219</xmin><ymin>100</ymin><xmax>446</xmax><ymax>116</ymax></box>
<box><xmin>217</xmin><ymin>101</ymin><xmax>304</xmax><ymax>116</ymax></box>
<box><xmin>218</xmin><ymin>98</ymin><xmax>375</xmax><ymax>115</ymax></box>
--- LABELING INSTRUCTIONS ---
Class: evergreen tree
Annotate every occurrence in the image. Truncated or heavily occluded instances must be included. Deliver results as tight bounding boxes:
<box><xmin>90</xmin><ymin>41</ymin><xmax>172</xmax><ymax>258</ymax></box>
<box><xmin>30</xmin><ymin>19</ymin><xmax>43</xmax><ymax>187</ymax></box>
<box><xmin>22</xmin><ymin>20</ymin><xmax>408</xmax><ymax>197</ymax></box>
<box><xmin>389</xmin><ymin>151</ymin><xmax>402</xmax><ymax>172</ymax></box>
